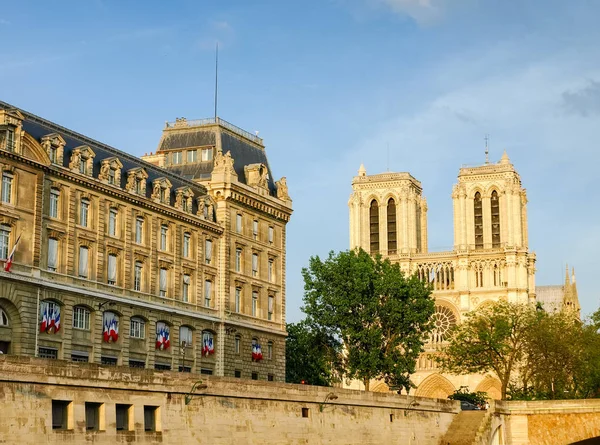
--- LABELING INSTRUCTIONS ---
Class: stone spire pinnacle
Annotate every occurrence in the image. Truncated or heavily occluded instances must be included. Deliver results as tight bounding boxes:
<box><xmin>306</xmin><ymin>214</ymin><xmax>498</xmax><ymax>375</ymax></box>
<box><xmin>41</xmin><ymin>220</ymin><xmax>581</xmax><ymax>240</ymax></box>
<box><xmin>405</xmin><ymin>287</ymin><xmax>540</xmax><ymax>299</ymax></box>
<box><xmin>358</xmin><ymin>163</ymin><xmax>366</xmax><ymax>177</ymax></box>
<box><xmin>499</xmin><ymin>150</ymin><xmax>511</xmax><ymax>165</ymax></box>
<box><xmin>565</xmin><ymin>264</ymin><xmax>570</xmax><ymax>286</ymax></box>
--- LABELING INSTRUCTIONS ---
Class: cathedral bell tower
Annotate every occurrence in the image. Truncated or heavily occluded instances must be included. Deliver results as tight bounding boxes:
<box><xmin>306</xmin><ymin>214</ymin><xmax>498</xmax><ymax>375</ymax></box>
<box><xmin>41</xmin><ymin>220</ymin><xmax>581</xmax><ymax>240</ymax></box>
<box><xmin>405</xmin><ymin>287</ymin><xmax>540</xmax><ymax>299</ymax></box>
<box><xmin>349</xmin><ymin>165</ymin><xmax>428</xmax><ymax>256</ymax></box>
<box><xmin>452</xmin><ymin>151</ymin><xmax>528</xmax><ymax>251</ymax></box>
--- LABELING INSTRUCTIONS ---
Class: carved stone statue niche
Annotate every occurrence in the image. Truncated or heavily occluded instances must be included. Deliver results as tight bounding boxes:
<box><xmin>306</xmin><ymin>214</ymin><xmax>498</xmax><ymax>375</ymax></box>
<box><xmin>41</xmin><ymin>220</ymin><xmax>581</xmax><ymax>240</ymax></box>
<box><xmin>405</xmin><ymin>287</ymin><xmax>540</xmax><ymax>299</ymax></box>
<box><xmin>275</xmin><ymin>177</ymin><xmax>290</xmax><ymax>201</ymax></box>
<box><xmin>244</xmin><ymin>163</ymin><xmax>269</xmax><ymax>191</ymax></box>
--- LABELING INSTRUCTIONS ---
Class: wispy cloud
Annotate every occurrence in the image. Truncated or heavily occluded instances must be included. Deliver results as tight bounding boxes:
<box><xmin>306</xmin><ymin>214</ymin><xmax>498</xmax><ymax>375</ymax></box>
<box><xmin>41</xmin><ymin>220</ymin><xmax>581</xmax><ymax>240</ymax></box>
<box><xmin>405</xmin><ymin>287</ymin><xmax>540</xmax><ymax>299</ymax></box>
<box><xmin>373</xmin><ymin>0</ymin><xmax>470</xmax><ymax>24</ymax></box>
<box><xmin>562</xmin><ymin>79</ymin><xmax>600</xmax><ymax>117</ymax></box>
<box><xmin>0</xmin><ymin>19</ymin><xmax>10</xmax><ymax>25</ymax></box>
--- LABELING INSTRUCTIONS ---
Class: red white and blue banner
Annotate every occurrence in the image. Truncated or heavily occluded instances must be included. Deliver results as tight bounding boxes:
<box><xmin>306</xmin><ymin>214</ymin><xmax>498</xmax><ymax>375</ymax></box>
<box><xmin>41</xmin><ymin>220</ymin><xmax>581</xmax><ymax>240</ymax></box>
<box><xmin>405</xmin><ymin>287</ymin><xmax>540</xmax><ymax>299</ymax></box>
<box><xmin>252</xmin><ymin>342</ymin><xmax>263</xmax><ymax>361</ymax></box>
<box><xmin>156</xmin><ymin>324</ymin><xmax>170</xmax><ymax>350</ymax></box>
<box><xmin>202</xmin><ymin>334</ymin><xmax>214</xmax><ymax>356</ymax></box>
<box><xmin>3</xmin><ymin>233</ymin><xmax>21</xmax><ymax>272</ymax></box>
<box><xmin>39</xmin><ymin>302</ymin><xmax>60</xmax><ymax>334</ymax></box>
<box><xmin>103</xmin><ymin>313</ymin><xmax>119</xmax><ymax>342</ymax></box>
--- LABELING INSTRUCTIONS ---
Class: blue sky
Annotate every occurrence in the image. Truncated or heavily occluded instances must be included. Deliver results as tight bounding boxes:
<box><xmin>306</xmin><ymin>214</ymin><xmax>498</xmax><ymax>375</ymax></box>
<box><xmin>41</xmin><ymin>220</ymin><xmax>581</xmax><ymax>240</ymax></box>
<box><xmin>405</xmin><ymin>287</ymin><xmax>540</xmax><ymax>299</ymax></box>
<box><xmin>2</xmin><ymin>0</ymin><xmax>599</xmax><ymax>321</ymax></box>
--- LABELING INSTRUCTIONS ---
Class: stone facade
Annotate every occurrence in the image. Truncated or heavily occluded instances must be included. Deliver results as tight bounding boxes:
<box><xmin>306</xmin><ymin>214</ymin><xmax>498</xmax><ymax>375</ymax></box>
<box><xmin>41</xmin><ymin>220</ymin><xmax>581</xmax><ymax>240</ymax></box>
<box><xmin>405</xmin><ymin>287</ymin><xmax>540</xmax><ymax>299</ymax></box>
<box><xmin>348</xmin><ymin>153</ymin><xmax>578</xmax><ymax>399</ymax></box>
<box><xmin>0</xmin><ymin>355</ymin><xmax>458</xmax><ymax>445</ymax></box>
<box><xmin>0</xmin><ymin>103</ymin><xmax>291</xmax><ymax>382</ymax></box>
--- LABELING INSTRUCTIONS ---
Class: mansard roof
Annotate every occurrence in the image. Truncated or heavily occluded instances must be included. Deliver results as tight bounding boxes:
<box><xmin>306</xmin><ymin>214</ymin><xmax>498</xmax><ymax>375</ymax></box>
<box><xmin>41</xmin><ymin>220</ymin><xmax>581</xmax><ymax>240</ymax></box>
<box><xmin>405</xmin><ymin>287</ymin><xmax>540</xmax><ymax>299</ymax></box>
<box><xmin>0</xmin><ymin>101</ymin><xmax>208</xmax><ymax>209</ymax></box>
<box><xmin>156</xmin><ymin>117</ymin><xmax>277</xmax><ymax>194</ymax></box>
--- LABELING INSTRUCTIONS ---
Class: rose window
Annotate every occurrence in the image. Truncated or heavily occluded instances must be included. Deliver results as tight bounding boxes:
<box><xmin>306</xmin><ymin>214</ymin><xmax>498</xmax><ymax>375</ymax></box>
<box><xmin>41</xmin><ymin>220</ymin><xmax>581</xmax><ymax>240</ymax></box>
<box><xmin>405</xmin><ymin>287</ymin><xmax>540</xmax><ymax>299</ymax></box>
<box><xmin>429</xmin><ymin>306</ymin><xmax>457</xmax><ymax>344</ymax></box>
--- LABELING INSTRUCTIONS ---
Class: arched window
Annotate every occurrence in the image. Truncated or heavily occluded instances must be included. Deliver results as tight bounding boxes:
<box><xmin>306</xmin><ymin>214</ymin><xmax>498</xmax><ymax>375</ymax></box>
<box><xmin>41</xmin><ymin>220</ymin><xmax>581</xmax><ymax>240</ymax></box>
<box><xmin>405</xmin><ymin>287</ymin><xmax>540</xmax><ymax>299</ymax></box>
<box><xmin>387</xmin><ymin>198</ymin><xmax>397</xmax><ymax>254</ymax></box>
<box><xmin>429</xmin><ymin>306</ymin><xmax>457</xmax><ymax>345</ymax></box>
<box><xmin>130</xmin><ymin>317</ymin><xmax>145</xmax><ymax>339</ymax></box>
<box><xmin>369</xmin><ymin>200</ymin><xmax>379</xmax><ymax>254</ymax></box>
<box><xmin>491</xmin><ymin>190</ymin><xmax>501</xmax><ymax>248</ymax></box>
<box><xmin>0</xmin><ymin>308</ymin><xmax>8</xmax><ymax>326</ymax></box>
<box><xmin>474</xmin><ymin>192</ymin><xmax>483</xmax><ymax>249</ymax></box>
<box><xmin>180</xmin><ymin>326</ymin><xmax>193</xmax><ymax>347</ymax></box>
<box><xmin>40</xmin><ymin>300</ymin><xmax>61</xmax><ymax>334</ymax></box>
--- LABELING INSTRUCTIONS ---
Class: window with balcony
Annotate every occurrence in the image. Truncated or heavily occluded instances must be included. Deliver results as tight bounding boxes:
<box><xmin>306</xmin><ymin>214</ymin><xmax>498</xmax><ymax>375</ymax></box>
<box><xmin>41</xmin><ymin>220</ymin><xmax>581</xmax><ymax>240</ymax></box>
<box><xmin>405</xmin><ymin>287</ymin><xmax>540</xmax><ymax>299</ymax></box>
<box><xmin>107</xmin><ymin>254</ymin><xmax>117</xmax><ymax>285</ymax></box>
<box><xmin>204</xmin><ymin>280</ymin><xmax>212</xmax><ymax>307</ymax></box>
<box><xmin>135</xmin><ymin>217</ymin><xmax>143</xmax><ymax>244</ymax></box>
<box><xmin>235</xmin><ymin>248</ymin><xmax>242</xmax><ymax>272</ymax></box>
<box><xmin>80</xmin><ymin>199</ymin><xmax>89</xmax><ymax>227</ymax></box>
<box><xmin>235</xmin><ymin>287</ymin><xmax>241</xmax><ymax>313</ymax></box>
<box><xmin>49</xmin><ymin>188</ymin><xmax>59</xmax><ymax>218</ymax></box>
<box><xmin>78</xmin><ymin>246</ymin><xmax>89</xmax><ymax>278</ymax></box>
<box><xmin>183</xmin><ymin>232</ymin><xmax>191</xmax><ymax>258</ymax></box>
<box><xmin>252</xmin><ymin>253</ymin><xmax>258</xmax><ymax>277</ymax></box>
<box><xmin>205</xmin><ymin>239</ymin><xmax>212</xmax><ymax>265</ymax></box>
<box><xmin>159</xmin><ymin>268</ymin><xmax>168</xmax><ymax>297</ymax></box>
<box><xmin>252</xmin><ymin>291</ymin><xmax>258</xmax><ymax>317</ymax></box>
<box><xmin>160</xmin><ymin>225</ymin><xmax>168</xmax><ymax>251</ymax></box>
<box><xmin>47</xmin><ymin>238</ymin><xmax>58</xmax><ymax>271</ymax></box>
<box><xmin>0</xmin><ymin>225</ymin><xmax>9</xmax><ymax>259</ymax></box>
<box><xmin>182</xmin><ymin>274</ymin><xmax>190</xmax><ymax>302</ymax></box>
<box><xmin>1</xmin><ymin>172</ymin><xmax>13</xmax><ymax>204</ymax></box>
<box><xmin>108</xmin><ymin>208</ymin><xmax>117</xmax><ymax>236</ymax></box>
<box><xmin>134</xmin><ymin>261</ymin><xmax>143</xmax><ymax>291</ymax></box>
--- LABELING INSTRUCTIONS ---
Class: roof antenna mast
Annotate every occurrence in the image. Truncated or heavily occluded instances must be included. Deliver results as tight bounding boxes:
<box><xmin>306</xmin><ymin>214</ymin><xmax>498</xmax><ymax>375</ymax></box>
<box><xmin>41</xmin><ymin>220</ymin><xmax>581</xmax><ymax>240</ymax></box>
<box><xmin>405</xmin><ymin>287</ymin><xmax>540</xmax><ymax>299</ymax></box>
<box><xmin>214</xmin><ymin>42</ymin><xmax>219</xmax><ymax>120</ymax></box>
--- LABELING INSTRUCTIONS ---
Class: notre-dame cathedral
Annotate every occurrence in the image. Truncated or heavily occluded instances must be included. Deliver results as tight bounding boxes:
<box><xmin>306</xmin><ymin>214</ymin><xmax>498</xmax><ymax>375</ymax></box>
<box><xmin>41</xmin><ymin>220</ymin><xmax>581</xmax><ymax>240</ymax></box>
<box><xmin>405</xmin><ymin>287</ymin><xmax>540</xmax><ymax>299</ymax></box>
<box><xmin>348</xmin><ymin>151</ymin><xmax>580</xmax><ymax>399</ymax></box>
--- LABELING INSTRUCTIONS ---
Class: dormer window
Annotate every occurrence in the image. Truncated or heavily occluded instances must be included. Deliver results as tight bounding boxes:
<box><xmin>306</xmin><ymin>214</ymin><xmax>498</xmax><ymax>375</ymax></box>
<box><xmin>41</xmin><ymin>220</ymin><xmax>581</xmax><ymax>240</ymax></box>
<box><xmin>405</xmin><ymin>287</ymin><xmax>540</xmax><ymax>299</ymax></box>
<box><xmin>108</xmin><ymin>168</ymin><xmax>116</xmax><ymax>185</ymax></box>
<box><xmin>175</xmin><ymin>186</ymin><xmax>193</xmax><ymax>213</ymax></box>
<box><xmin>79</xmin><ymin>156</ymin><xmax>88</xmax><ymax>175</ymax></box>
<box><xmin>182</xmin><ymin>198</ymin><xmax>189</xmax><ymax>212</ymax></box>
<box><xmin>126</xmin><ymin>168</ymin><xmax>148</xmax><ymax>195</ymax></box>
<box><xmin>70</xmin><ymin>146</ymin><xmax>95</xmax><ymax>176</ymax></box>
<box><xmin>172</xmin><ymin>152</ymin><xmax>182</xmax><ymax>164</ymax></box>
<box><xmin>41</xmin><ymin>133</ymin><xmax>66</xmax><ymax>165</ymax></box>
<box><xmin>151</xmin><ymin>177</ymin><xmax>172</xmax><ymax>204</ymax></box>
<box><xmin>99</xmin><ymin>157</ymin><xmax>123</xmax><ymax>187</ymax></box>
<box><xmin>187</xmin><ymin>150</ymin><xmax>197</xmax><ymax>163</ymax></box>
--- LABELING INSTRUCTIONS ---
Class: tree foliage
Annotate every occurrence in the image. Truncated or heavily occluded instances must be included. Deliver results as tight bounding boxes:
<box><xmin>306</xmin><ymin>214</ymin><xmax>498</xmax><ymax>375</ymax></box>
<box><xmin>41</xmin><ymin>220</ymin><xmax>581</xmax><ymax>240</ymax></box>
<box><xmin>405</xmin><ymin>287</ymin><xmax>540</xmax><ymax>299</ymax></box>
<box><xmin>285</xmin><ymin>321</ymin><xmax>342</xmax><ymax>386</ymax></box>
<box><xmin>438</xmin><ymin>301</ymin><xmax>600</xmax><ymax>400</ymax></box>
<box><xmin>436</xmin><ymin>301</ymin><xmax>534</xmax><ymax>400</ymax></box>
<box><xmin>301</xmin><ymin>248</ymin><xmax>434</xmax><ymax>392</ymax></box>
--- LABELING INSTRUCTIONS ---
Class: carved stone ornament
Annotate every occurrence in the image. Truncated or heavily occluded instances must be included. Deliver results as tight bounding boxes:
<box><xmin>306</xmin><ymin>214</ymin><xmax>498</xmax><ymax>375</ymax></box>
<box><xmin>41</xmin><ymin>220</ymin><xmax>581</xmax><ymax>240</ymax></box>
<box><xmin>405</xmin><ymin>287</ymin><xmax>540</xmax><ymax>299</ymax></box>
<box><xmin>98</xmin><ymin>162</ymin><xmax>110</xmax><ymax>181</ymax></box>
<box><xmin>213</xmin><ymin>149</ymin><xmax>237</xmax><ymax>178</ymax></box>
<box><xmin>69</xmin><ymin>149</ymin><xmax>82</xmax><ymax>171</ymax></box>
<box><xmin>275</xmin><ymin>177</ymin><xmax>290</xmax><ymax>201</ymax></box>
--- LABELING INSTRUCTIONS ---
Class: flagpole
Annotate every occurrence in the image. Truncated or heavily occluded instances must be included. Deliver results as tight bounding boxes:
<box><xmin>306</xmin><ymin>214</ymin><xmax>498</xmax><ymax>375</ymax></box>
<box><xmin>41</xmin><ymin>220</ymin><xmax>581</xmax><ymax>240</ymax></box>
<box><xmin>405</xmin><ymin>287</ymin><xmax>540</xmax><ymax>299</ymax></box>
<box><xmin>34</xmin><ymin>288</ymin><xmax>40</xmax><ymax>357</ymax></box>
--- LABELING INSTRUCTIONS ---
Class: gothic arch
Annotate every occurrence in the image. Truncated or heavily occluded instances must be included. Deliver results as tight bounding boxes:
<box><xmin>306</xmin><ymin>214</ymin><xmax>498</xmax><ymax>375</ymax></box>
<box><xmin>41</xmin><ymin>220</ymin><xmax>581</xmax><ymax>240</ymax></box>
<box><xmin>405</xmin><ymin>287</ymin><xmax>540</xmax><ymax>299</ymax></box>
<box><xmin>0</xmin><ymin>298</ymin><xmax>23</xmax><ymax>355</ymax></box>
<box><xmin>371</xmin><ymin>381</ymin><xmax>390</xmax><ymax>393</ymax></box>
<box><xmin>363</xmin><ymin>194</ymin><xmax>380</xmax><ymax>207</ymax></box>
<box><xmin>474</xmin><ymin>298</ymin><xmax>498</xmax><ymax>311</ymax></box>
<box><xmin>475</xmin><ymin>375</ymin><xmax>502</xmax><ymax>400</ymax></box>
<box><xmin>467</xmin><ymin>185</ymin><xmax>485</xmax><ymax>199</ymax></box>
<box><xmin>381</xmin><ymin>192</ymin><xmax>397</xmax><ymax>205</ymax></box>
<box><xmin>485</xmin><ymin>184</ymin><xmax>503</xmax><ymax>198</ymax></box>
<box><xmin>414</xmin><ymin>373</ymin><xmax>456</xmax><ymax>399</ymax></box>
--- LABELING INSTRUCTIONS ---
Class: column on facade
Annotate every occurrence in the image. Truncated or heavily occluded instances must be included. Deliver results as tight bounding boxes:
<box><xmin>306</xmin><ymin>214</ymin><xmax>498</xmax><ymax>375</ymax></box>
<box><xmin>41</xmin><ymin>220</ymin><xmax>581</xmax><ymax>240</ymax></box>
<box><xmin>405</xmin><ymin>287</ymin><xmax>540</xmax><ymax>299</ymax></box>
<box><xmin>361</xmin><ymin>195</ymin><xmax>370</xmax><ymax>251</ymax></box>
<box><xmin>402</xmin><ymin>195</ymin><xmax>409</xmax><ymax>253</ymax></box>
<box><xmin>505</xmin><ymin>189</ymin><xmax>514</xmax><ymax>248</ymax></box>
<box><xmin>482</xmin><ymin>195</ymin><xmax>492</xmax><ymax>249</ymax></box>
<box><xmin>420</xmin><ymin>198</ymin><xmax>428</xmax><ymax>253</ymax></box>
<box><xmin>513</xmin><ymin>188</ymin><xmax>523</xmax><ymax>248</ymax></box>
<box><xmin>459</xmin><ymin>191</ymin><xmax>467</xmax><ymax>249</ymax></box>
<box><xmin>348</xmin><ymin>193</ymin><xmax>359</xmax><ymax>250</ymax></box>
<box><xmin>521</xmin><ymin>191</ymin><xmax>529</xmax><ymax>248</ymax></box>
<box><xmin>408</xmin><ymin>195</ymin><xmax>417</xmax><ymax>253</ymax></box>
<box><xmin>452</xmin><ymin>190</ymin><xmax>459</xmax><ymax>249</ymax></box>
<box><xmin>395</xmin><ymin>198</ymin><xmax>403</xmax><ymax>254</ymax></box>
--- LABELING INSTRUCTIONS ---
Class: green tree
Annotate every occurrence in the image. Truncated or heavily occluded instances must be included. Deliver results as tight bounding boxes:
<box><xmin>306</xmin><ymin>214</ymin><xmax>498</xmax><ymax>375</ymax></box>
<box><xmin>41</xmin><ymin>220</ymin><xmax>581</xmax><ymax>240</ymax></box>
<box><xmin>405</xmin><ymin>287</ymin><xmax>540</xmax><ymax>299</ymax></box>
<box><xmin>448</xmin><ymin>386</ymin><xmax>488</xmax><ymax>407</ymax></box>
<box><xmin>437</xmin><ymin>301</ymin><xmax>535</xmax><ymax>400</ymax></box>
<box><xmin>285</xmin><ymin>320</ymin><xmax>342</xmax><ymax>386</ymax></box>
<box><xmin>301</xmin><ymin>248</ymin><xmax>434</xmax><ymax>391</ymax></box>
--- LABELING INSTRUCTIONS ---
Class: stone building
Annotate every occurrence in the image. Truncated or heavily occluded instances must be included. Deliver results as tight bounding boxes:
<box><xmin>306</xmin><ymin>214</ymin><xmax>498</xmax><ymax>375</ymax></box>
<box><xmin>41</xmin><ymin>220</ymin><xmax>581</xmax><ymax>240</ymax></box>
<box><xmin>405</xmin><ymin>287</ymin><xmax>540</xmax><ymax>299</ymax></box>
<box><xmin>0</xmin><ymin>102</ymin><xmax>292</xmax><ymax>382</ymax></box>
<box><xmin>348</xmin><ymin>152</ymin><xmax>578</xmax><ymax>398</ymax></box>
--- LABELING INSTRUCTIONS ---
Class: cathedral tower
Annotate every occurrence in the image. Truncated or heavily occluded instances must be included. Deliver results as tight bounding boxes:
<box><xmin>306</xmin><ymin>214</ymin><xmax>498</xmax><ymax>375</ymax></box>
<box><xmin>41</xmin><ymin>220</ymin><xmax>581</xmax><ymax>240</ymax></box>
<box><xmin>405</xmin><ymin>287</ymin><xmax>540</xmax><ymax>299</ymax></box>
<box><xmin>349</xmin><ymin>165</ymin><xmax>428</xmax><ymax>256</ymax></box>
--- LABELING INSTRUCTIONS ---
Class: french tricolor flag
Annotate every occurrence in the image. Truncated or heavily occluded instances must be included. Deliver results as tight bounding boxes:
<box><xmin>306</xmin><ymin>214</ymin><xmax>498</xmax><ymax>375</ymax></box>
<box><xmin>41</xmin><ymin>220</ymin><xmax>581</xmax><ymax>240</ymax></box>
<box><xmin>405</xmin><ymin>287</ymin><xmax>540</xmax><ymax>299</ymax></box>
<box><xmin>39</xmin><ymin>306</ymin><xmax>48</xmax><ymax>333</ymax></box>
<box><xmin>4</xmin><ymin>234</ymin><xmax>21</xmax><ymax>272</ymax></box>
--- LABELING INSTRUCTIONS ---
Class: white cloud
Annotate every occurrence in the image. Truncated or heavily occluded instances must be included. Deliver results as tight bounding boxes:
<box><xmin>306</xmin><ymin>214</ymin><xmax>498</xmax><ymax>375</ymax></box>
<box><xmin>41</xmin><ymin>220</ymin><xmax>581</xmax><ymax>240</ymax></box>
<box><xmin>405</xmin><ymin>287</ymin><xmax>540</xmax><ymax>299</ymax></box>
<box><xmin>374</xmin><ymin>0</ymin><xmax>471</xmax><ymax>24</ymax></box>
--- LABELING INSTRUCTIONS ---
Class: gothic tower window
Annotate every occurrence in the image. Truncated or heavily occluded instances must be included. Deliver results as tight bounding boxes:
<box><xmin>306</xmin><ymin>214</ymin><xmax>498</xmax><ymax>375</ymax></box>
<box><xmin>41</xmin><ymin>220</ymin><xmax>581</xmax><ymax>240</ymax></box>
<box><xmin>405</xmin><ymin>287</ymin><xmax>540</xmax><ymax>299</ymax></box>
<box><xmin>387</xmin><ymin>198</ymin><xmax>397</xmax><ymax>254</ymax></box>
<box><xmin>369</xmin><ymin>200</ymin><xmax>379</xmax><ymax>254</ymax></box>
<box><xmin>474</xmin><ymin>192</ymin><xmax>483</xmax><ymax>249</ymax></box>
<box><xmin>491</xmin><ymin>190</ymin><xmax>501</xmax><ymax>248</ymax></box>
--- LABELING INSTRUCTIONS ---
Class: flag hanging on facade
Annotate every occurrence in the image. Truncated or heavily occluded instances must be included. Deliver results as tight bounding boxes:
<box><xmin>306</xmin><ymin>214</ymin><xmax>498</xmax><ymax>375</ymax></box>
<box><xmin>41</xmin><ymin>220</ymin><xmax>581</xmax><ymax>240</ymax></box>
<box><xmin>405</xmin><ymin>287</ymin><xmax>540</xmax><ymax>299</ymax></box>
<box><xmin>4</xmin><ymin>233</ymin><xmax>21</xmax><ymax>272</ymax></box>
<box><xmin>39</xmin><ymin>306</ymin><xmax>48</xmax><ymax>333</ymax></box>
<box><xmin>103</xmin><ymin>318</ymin><xmax>110</xmax><ymax>342</ymax></box>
